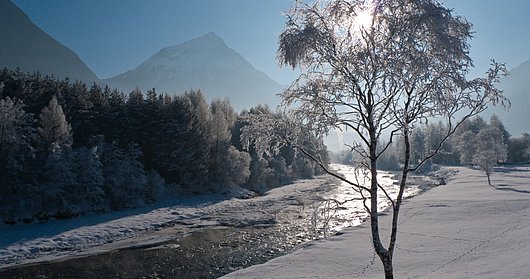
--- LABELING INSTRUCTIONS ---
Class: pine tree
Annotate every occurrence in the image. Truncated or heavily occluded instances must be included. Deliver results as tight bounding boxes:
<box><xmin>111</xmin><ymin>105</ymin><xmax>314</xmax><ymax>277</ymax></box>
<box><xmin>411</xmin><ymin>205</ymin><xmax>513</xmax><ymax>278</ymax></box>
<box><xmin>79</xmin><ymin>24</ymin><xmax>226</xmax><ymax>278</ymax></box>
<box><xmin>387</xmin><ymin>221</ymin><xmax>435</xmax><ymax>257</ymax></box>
<box><xmin>0</xmin><ymin>97</ymin><xmax>36</xmax><ymax>177</ymax></box>
<box><xmin>100</xmin><ymin>142</ymin><xmax>147</xmax><ymax>210</ymax></box>
<box><xmin>71</xmin><ymin>147</ymin><xmax>105</xmax><ymax>210</ymax></box>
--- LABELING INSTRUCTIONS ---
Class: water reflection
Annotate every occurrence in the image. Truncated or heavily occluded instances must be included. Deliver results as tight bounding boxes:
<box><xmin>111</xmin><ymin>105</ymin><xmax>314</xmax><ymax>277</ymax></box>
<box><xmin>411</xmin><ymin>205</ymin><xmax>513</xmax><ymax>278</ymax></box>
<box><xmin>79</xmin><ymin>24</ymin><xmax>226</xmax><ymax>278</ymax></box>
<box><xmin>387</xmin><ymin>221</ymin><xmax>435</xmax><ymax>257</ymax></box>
<box><xmin>317</xmin><ymin>164</ymin><xmax>420</xmax><ymax>235</ymax></box>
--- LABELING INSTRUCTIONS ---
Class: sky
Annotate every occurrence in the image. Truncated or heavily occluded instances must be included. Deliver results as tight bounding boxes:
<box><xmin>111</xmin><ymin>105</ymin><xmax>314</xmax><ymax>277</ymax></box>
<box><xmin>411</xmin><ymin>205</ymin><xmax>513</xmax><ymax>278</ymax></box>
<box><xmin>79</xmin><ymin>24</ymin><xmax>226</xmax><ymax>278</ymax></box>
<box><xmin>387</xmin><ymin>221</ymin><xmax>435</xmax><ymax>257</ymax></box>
<box><xmin>11</xmin><ymin>0</ymin><xmax>530</xmax><ymax>85</ymax></box>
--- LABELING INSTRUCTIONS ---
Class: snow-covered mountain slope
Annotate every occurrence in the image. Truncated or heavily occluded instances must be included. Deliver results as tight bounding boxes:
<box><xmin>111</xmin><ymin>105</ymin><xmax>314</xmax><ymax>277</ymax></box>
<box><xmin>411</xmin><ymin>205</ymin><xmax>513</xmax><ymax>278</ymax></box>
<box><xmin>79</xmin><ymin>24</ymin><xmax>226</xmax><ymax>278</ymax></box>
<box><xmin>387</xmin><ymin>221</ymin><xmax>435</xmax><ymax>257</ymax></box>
<box><xmin>103</xmin><ymin>32</ymin><xmax>283</xmax><ymax>111</ymax></box>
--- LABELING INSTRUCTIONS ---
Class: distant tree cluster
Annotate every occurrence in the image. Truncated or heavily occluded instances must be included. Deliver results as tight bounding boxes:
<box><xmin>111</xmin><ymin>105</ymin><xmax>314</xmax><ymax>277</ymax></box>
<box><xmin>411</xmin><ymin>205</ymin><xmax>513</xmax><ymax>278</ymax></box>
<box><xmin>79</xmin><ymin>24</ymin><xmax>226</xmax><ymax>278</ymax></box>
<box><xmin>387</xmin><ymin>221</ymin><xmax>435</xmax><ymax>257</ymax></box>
<box><xmin>0</xmin><ymin>69</ymin><xmax>328</xmax><ymax>224</ymax></box>
<box><xmin>334</xmin><ymin>114</ymin><xmax>526</xmax><ymax>184</ymax></box>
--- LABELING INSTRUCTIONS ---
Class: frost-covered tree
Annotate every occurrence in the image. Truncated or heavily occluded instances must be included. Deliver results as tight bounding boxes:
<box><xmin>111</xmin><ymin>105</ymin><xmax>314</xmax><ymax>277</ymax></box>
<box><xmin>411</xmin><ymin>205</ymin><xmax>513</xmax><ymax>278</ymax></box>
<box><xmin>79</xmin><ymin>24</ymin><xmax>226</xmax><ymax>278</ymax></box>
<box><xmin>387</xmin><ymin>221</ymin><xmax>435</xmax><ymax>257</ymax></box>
<box><xmin>209</xmin><ymin>98</ymin><xmax>238</xmax><ymax>187</ymax></box>
<box><xmin>408</xmin><ymin>128</ymin><xmax>425</xmax><ymax>166</ymax></box>
<box><xmin>70</xmin><ymin>147</ymin><xmax>105</xmax><ymax>209</ymax></box>
<box><xmin>455</xmin><ymin>130</ymin><xmax>477</xmax><ymax>165</ymax></box>
<box><xmin>222</xmin><ymin>146</ymin><xmax>251</xmax><ymax>186</ymax></box>
<box><xmin>508</xmin><ymin>133</ymin><xmax>530</xmax><ymax>163</ymax></box>
<box><xmin>38</xmin><ymin>148</ymin><xmax>75</xmax><ymax>218</ymax></box>
<box><xmin>0</xmin><ymin>97</ymin><xmax>36</xmax><ymax>177</ymax></box>
<box><xmin>267</xmin><ymin>0</ymin><xmax>508</xmax><ymax>277</ymax></box>
<box><xmin>100</xmin><ymin>142</ymin><xmax>147</xmax><ymax>210</ymax></box>
<box><xmin>473</xmin><ymin>126</ymin><xmax>508</xmax><ymax>185</ymax></box>
<box><xmin>489</xmin><ymin>114</ymin><xmax>510</xmax><ymax>145</ymax></box>
<box><xmin>37</xmin><ymin>95</ymin><xmax>72</xmax><ymax>149</ymax></box>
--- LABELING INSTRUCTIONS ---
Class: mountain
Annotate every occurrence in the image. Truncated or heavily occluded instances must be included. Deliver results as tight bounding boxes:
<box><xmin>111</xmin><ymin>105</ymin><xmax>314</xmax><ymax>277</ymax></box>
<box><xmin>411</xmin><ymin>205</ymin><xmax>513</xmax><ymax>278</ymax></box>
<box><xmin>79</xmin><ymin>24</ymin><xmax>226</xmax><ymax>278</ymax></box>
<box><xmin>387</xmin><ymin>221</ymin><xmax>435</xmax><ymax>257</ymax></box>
<box><xmin>485</xmin><ymin>59</ymin><xmax>530</xmax><ymax>136</ymax></box>
<box><xmin>0</xmin><ymin>0</ymin><xmax>98</xmax><ymax>82</ymax></box>
<box><xmin>103</xmin><ymin>32</ymin><xmax>283</xmax><ymax>110</ymax></box>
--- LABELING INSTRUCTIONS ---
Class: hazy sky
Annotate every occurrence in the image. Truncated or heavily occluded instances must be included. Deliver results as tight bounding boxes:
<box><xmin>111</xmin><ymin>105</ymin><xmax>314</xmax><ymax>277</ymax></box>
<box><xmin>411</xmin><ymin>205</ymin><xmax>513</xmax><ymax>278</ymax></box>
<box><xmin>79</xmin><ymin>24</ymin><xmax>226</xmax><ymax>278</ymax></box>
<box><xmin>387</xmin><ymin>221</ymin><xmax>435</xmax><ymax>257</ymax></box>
<box><xmin>12</xmin><ymin>0</ymin><xmax>530</xmax><ymax>85</ymax></box>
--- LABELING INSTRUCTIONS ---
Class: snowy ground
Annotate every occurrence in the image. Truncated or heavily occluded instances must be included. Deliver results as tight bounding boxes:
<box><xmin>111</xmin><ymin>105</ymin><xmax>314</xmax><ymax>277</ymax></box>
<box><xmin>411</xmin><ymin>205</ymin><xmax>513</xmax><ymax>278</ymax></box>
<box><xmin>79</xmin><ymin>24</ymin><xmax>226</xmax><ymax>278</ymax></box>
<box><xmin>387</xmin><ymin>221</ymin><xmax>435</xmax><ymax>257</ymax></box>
<box><xmin>222</xmin><ymin>166</ymin><xmax>530</xmax><ymax>278</ymax></box>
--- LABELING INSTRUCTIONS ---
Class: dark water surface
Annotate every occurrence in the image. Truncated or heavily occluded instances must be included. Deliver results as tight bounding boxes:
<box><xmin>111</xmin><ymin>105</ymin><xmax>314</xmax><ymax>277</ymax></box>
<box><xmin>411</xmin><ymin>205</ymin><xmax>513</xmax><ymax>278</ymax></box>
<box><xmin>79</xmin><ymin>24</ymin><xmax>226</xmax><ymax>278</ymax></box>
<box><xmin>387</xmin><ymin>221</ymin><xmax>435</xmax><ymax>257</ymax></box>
<box><xmin>0</xmin><ymin>224</ymin><xmax>308</xmax><ymax>279</ymax></box>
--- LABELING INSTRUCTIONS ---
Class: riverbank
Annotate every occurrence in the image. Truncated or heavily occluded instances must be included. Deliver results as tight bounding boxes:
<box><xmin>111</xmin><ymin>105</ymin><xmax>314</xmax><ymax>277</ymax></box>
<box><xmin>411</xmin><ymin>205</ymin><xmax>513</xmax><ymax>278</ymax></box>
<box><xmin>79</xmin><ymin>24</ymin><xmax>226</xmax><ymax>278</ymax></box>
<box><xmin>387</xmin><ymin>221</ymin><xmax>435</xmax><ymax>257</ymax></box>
<box><xmin>222</xmin><ymin>166</ymin><xmax>530</xmax><ymax>278</ymax></box>
<box><xmin>0</xmin><ymin>166</ymin><xmax>439</xmax><ymax>278</ymax></box>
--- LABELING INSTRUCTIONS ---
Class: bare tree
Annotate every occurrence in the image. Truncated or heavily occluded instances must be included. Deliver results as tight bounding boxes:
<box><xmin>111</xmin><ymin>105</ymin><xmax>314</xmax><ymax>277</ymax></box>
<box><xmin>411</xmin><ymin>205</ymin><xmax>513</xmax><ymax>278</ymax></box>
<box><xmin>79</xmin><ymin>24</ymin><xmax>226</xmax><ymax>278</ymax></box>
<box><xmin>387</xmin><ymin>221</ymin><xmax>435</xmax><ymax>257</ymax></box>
<box><xmin>245</xmin><ymin>0</ymin><xmax>508</xmax><ymax>278</ymax></box>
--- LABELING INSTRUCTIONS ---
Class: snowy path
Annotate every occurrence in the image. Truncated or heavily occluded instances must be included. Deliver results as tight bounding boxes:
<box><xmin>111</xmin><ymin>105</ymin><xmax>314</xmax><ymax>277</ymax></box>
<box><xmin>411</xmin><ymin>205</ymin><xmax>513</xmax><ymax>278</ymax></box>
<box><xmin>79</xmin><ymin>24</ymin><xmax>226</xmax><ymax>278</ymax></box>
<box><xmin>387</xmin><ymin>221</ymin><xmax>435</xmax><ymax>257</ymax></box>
<box><xmin>222</xmin><ymin>166</ymin><xmax>530</xmax><ymax>278</ymax></box>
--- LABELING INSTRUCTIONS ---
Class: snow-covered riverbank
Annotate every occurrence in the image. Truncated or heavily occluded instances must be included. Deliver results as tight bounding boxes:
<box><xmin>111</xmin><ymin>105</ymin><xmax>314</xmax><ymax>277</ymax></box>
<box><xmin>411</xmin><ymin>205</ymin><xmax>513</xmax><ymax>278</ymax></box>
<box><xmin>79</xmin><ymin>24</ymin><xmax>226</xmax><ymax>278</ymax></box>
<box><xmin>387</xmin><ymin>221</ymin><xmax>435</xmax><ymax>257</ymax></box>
<box><xmin>0</xmin><ymin>165</ymin><xmax>435</xmax><ymax>273</ymax></box>
<box><xmin>223</xmin><ymin>166</ymin><xmax>530</xmax><ymax>278</ymax></box>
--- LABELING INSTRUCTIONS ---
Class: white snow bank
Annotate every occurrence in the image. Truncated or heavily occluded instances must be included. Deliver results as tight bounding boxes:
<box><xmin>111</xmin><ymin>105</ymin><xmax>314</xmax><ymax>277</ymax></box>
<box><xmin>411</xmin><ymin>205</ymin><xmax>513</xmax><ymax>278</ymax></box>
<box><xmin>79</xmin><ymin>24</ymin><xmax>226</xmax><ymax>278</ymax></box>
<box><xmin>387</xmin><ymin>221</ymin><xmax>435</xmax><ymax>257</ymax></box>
<box><xmin>0</xmin><ymin>195</ymin><xmax>210</xmax><ymax>267</ymax></box>
<box><xmin>222</xmin><ymin>166</ymin><xmax>530</xmax><ymax>278</ymax></box>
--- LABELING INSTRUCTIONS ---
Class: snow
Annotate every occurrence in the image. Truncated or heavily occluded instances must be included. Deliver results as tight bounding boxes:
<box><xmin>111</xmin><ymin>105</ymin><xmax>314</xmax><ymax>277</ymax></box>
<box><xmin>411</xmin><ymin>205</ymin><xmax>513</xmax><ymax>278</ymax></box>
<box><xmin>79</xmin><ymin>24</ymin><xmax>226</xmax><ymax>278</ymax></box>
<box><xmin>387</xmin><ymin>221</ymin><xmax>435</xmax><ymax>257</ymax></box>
<box><xmin>222</xmin><ymin>166</ymin><xmax>530</xmax><ymax>278</ymax></box>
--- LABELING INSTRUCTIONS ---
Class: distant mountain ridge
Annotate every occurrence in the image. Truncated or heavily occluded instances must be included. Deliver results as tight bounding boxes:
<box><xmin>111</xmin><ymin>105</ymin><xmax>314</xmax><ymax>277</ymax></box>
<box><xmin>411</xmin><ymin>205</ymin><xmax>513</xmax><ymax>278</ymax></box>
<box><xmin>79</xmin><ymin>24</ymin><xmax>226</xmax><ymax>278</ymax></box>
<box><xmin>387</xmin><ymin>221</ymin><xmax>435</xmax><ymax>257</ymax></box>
<box><xmin>103</xmin><ymin>32</ymin><xmax>283</xmax><ymax>110</ymax></box>
<box><xmin>0</xmin><ymin>0</ymin><xmax>98</xmax><ymax>82</ymax></box>
<box><xmin>486</xmin><ymin>59</ymin><xmax>530</xmax><ymax>136</ymax></box>
<box><xmin>1</xmin><ymin>1</ymin><xmax>281</xmax><ymax>110</ymax></box>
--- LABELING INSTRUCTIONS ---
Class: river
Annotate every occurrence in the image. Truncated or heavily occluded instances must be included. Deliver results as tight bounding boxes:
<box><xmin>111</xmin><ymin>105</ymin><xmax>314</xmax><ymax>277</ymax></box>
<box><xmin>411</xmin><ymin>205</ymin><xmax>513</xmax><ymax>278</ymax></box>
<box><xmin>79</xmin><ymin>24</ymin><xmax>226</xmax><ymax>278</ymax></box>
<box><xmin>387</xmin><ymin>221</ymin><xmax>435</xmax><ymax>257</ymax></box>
<box><xmin>0</xmin><ymin>165</ymin><xmax>440</xmax><ymax>278</ymax></box>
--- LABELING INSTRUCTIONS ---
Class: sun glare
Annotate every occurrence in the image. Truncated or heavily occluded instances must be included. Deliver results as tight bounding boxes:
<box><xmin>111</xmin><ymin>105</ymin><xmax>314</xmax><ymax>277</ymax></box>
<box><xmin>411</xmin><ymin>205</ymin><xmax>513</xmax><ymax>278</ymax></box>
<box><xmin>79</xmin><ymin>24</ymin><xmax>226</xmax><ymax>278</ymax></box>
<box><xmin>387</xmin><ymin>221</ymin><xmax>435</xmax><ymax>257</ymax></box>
<box><xmin>354</xmin><ymin>9</ymin><xmax>373</xmax><ymax>30</ymax></box>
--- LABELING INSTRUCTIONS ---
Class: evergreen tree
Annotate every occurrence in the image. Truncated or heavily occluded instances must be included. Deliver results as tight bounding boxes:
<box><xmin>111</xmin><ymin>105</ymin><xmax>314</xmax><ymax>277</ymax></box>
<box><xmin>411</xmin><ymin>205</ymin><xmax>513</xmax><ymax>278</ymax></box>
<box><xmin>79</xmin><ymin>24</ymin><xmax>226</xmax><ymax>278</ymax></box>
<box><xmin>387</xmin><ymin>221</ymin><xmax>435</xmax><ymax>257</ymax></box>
<box><xmin>71</xmin><ymin>147</ymin><xmax>105</xmax><ymax>210</ymax></box>
<box><xmin>0</xmin><ymin>97</ymin><xmax>36</xmax><ymax>177</ymax></box>
<box><xmin>99</xmin><ymin>142</ymin><xmax>147</xmax><ymax>210</ymax></box>
<box><xmin>508</xmin><ymin>133</ymin><xmax>530</xmax><ymax>163</ymax></box>
<box><xmin>38</xmin><ymin>147</ymin><xmax>75</xmax><ymax>218</ymax></box>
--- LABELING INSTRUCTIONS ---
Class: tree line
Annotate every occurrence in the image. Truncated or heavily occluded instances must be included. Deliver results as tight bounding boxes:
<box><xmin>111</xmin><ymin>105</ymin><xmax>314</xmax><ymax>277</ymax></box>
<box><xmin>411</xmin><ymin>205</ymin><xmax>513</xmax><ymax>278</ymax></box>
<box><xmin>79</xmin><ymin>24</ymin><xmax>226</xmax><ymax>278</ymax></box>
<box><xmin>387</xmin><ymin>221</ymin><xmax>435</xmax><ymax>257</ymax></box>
<box><xmin>334</xmin><ymin>114</ymin><xmax>529</xmax><ymax>182</ymax></box>
<box><xmin>0</xmin><ymin>69</ymin><xmax>328</xmax><ymax>224</ymax></box>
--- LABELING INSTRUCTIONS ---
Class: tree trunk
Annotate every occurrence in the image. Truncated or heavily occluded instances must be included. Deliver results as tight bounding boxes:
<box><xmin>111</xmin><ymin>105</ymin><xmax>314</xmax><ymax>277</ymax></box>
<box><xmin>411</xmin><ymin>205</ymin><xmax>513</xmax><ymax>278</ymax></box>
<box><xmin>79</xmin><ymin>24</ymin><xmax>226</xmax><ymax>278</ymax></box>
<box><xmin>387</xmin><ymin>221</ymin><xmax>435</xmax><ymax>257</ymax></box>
<box><xmin>368</xmin><ymin>120</ymin><xmax>394</xmax><ymax>278</ymax></box>
<box><xmin>382</xmin><ymin>255</ymin><xmax>394</xmax><ymax>279</ymax></box>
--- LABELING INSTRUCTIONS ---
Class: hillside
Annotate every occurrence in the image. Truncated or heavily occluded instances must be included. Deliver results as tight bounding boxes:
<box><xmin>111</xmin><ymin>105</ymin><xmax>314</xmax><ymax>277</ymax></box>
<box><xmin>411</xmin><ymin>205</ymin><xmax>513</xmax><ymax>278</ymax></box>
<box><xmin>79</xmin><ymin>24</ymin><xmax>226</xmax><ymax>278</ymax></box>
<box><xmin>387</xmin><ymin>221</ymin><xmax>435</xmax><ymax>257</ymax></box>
<box><xmin>0</xmin><ymin>0</ymin><xmax>98</xmax><ymax>82</ymax></box>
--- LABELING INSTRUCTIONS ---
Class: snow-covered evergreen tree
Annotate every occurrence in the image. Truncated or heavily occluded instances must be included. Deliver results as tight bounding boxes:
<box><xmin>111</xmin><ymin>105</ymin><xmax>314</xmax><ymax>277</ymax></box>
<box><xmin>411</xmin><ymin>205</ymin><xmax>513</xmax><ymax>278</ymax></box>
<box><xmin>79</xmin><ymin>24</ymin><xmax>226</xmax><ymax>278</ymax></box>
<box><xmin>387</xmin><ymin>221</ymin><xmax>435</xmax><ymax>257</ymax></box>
<box><xmin>38</xmin><ymin>147</ymin><xmax>75</xmax><ymax>218</ymax></box>
<box><xmin>0</xmin><ymin>97</ymin><xmax>36</xmax><ymax>177</ymax></box>
<box><xmin>100</xmin><ymin>142</ymin><xmax>147</xmax><ymax>210</ymax></box>
<box><xmin>71</xmin><ymin>147</ymin><xmax>105</xmax><ymax>210</ymax></box>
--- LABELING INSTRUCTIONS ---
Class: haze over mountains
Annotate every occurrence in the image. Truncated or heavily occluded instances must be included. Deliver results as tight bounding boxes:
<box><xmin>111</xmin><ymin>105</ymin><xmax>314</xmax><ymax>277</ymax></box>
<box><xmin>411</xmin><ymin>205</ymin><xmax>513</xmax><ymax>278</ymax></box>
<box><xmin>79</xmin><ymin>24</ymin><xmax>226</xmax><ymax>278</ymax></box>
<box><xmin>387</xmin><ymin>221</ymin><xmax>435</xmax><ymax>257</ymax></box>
<box><xmin>488</xmin><ymin>60</ymin><xmax>530</xmax><ymax>136</ymax></box>
<box><xmin>102</xmin><ymin>32</ymin><xmax>283</xmax><ymax>110</ymax></box>
<box><xmin>0</xmin><ymin>0</ymin><xmax>98</xmax><ymax>83</ymax></box>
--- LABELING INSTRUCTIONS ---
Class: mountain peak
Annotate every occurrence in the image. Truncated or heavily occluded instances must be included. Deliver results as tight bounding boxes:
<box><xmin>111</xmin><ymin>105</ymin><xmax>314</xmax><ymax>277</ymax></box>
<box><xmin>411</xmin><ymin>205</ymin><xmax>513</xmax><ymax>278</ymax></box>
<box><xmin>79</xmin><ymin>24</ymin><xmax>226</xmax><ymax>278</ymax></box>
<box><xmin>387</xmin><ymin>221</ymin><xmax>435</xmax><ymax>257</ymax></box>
<box><xmin>509</xmin><ymin>58</ymin><xmax>530</xmax><ymax>76</ymax></box>
<box><xmin>103</xmin><ymin>33</ymin><xmax>282</xmax><ymax>110</ymax></box>
<box><xmin>158</xmin><ymin>32</ymin><xmax>228</xmax><ymax>56</ymax></box>
<box><xmin>202</xmin><ymin>31</ymin><xmax>222</xmax><ymax>40</ymax></box>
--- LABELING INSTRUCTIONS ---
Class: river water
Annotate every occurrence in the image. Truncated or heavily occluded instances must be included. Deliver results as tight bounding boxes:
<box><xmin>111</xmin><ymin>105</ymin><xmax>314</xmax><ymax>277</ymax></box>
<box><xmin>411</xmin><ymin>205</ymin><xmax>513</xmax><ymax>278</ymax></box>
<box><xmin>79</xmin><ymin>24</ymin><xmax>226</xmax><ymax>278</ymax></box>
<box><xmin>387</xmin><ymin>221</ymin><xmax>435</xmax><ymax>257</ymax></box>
<box><xmin>0</xmin><ymin>165</ymin><xmax>438</xmax><ymax>278</ymax></box>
